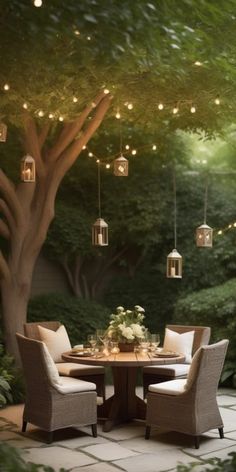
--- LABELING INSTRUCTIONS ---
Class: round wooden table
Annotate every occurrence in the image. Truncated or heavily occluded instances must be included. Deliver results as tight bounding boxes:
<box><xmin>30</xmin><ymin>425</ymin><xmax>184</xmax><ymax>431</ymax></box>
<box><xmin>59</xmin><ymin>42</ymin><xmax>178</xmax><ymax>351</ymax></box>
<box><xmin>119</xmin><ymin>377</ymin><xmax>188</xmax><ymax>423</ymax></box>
<box><xmin>62</xmin><ymin>350</ymin><xmax>185</xmax><ymax>432</ymax></box>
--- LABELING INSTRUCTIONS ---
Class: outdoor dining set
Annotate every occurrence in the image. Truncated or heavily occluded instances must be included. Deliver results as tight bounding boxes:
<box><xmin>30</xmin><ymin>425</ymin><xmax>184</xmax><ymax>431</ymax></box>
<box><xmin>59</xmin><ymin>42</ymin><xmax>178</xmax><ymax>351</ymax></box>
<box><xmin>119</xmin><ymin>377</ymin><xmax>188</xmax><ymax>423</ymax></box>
<box><xmin>16</xmin><ymin>320</ymin><xmax>229</xmax><ymax>450</ymax></box>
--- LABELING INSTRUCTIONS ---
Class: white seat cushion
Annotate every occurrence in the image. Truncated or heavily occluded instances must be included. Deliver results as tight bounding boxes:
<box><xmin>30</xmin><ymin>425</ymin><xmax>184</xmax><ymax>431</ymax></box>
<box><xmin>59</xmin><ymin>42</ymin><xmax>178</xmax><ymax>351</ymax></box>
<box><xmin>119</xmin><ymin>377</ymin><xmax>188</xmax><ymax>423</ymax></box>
<box><xmin>148</xmin><ymin>379</ymin><xmax>187</xmax><ymax>395</ymax></box>
<box><xmin>56</xmin><ymin>362</ymin><xmax>105</xmax><ymax>376</ymax></box>
<box><xmin>55</xmin><ymin>376</ymin><xmax>96</xmax><ymax>394</ymax></box>
<box><xmin>41</xmin><ymin>342</ymin><xmax>62</xmax><ymax>388</ymax></box>
<box><xmin>38</xmin><ymin>325</ymin><xmax>71</xmax><ymax>362</ymax></box>
<box><xmin>143</xmin><ymin>363</ymin><xmax>190</xmax><ymax>377</ymax></box>
<box><xmin>164</xmin><ymin>328</ymin><xmax>194</xmax><ymax>364</ymax></box>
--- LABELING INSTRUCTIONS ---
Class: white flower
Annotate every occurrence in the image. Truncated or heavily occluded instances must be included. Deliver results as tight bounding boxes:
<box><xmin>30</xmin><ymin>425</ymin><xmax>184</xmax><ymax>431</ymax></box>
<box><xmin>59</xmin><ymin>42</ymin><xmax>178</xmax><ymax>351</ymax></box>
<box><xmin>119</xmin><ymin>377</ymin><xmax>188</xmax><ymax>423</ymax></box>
<box><xmin>130</xmin><ymin>323</ymin><xmax>144</xmax><ymax>338</ymax></box>
<box><xmin>134</xmin><ymin>305</ymin><xmax>145</xmax><ymax>313</ymax></box>
<box><xmin>126</xmin><ymin>310</ymin><xmax>132</xmax><ymax>315</ymax></box>
<box><xmin>118</xmin><ymin>323</ymin><xmax>135</xmax><ymax>340</ymax></box>
<box><xmin>116</xmin><ymin>306</ymin><xmax>124</xmax><ymax>312</ymax></box>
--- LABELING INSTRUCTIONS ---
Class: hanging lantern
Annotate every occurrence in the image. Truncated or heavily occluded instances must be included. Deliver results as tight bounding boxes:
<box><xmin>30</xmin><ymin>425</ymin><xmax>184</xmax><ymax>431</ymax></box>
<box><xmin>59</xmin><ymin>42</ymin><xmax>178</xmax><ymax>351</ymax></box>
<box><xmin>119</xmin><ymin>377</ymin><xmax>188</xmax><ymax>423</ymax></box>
<box><xmin>0</xmin><ymin>122</ymin><xmax>7</xmax><ymax>142</ymax></box>
<box><xmin>92</xmin><ymin>218</ymin><xmax>108</xmax><ymax>246</ymax></box>
<box><xmin>196</xmin><ymin>223</ymin><xmax>213</xmax><ymax>247</ymax></box>
<box><xmin>113</xmin><ymin>155</ymin><xmax>129</xmax><ymax>176</ymax></box>
<box><xmin>21</xmin><ymin>154</ymin><xmax>36</xmax><ymax>182</ymax></box>
<box><xmin>167</xmin><ymin>249</ymin><xmax>182</xmax><ymax>278</ymax></box>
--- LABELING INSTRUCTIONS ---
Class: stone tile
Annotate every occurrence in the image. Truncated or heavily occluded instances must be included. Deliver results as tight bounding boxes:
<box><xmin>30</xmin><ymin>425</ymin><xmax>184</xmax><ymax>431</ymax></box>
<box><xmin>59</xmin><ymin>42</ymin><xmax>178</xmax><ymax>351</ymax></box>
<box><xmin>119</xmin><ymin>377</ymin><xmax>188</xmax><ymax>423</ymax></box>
<box><xmin>219</xmin><ymin>407</ymin><xmax>236</xmax><ymax>432</ymax></box>
<box><xmin>55</xmin><ymin>435</ymin><xmax>110</xmax><ymax>448</ymax></box>
<box><xmin>202</xmin><ymin>444</ymin><xmax>236</xmax><ymax>461</ymax></box>
<box><xmin>6</xmin><ymin>437</ymin><xmax>44</xmax><ymax>448</ymax></box>
<box><xmin>73</xmin><ymin>463</ymin><xmax>121</xmax><ymax>472</ymax></box>
<box><xmin>83</xmin><ymin>443</ymin><xmax>138</xmax><ymax>461</ymax></box>
<box><xmin>224</xmin><ymin>431</ymin><xmax>236</xmax><ymax>440</ymax></box>
<box><xmin>217</xmin><ymin>395</ymin><xmax>236</xmax><ymax>406</ymax></box>
<box><xmin>22</xmin><ymin>446</ymin><xmax>97</xmax><ymax>471</ymax></box>
<box><xmin>120</xmin><ymin>432</ymin><xmax>195</xmax><ymax>453</ymax></box>
<box><xmin>113</xmin><ymin>451</ymin><xmax>202</xmax><ymax>472</ymax></box>
<box><xmin>218</xmin><ymin>388</ymin><xmax>236</xmax><ymax>396</ymax></box>
<box><xmin>0</xmin><ymin>431</ymin><xmax>22</xmax><ymax>441</ymax></box>
<box><xmin>183</xmin><ymin>436</ymin><xmax>233</xmax><ymax>456</ymax></box>
<box><xmin>96</xmin><ymin>422</ymin><xmax>145</xmax><ymax>441</ymax></box>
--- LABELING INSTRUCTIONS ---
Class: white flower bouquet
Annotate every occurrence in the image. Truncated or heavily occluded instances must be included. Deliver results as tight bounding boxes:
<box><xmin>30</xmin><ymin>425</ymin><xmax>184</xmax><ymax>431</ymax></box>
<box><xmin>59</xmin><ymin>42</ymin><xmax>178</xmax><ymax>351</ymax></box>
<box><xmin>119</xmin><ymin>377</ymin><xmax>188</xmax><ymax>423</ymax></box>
<box><xmin>106</xmin><ymin>305</ymin><xmax>146</xmax><ymax>343</ymax></box>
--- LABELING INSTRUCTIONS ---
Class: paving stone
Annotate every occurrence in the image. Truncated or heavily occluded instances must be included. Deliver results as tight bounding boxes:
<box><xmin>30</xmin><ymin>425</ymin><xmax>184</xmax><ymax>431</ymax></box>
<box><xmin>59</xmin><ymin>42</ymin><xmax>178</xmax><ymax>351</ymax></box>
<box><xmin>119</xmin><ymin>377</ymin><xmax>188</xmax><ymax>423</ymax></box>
<box><xmin>83</xmin><ymin>442</ymin><xmax>138</xmax><ymax>461</ymax></box>
<box><xmin>113</xmin><ymin>451</ymin><xmax>202</xmax><ymax>472</ymax></box>
<box><xmin>96</xmin><ymin>422</ymin><xmax>146</xmax><ymax>441</ymax></box>
<box><xmin>202</xmin><ymin>444</ymin><xmax>236</xmax><ymax>461</ymax></box>
<box><xmin>22</xmin><ymin>446</ymin><xmax>97</xmax><ymax>471</ymax></box>
<box><xmin>6</xmin><ymin>437</ymin><xmax>44</xmax><ymax>448</ymax></box>
<box><xmin>120</xmin><ymin>433</ymin><xmax>195</xmax><ymax>453</ymax></box>
<box><xmin>0</xmin><ymin>431</ymin><xmax>22</xmax><ymax>441</ymax></box>
<box><xmin>217</xmin><ymin>395</ymin><xmax>236</xmax><ymax>406</ymax></box>
<box><xmin>73</xmin><ymin>462</ymin><xmax>123</xmax><ymax>471</ymax></box>
<box><xmin>224</xmin><ymin>430</ymin><xmax>236</xmax><ymax>440</ymax></box>
<box><xmin>219</xmin><ymin>407</ymin><xmax>236</xmax><ymax>432</ymax></box>
<box><xmin>183</xmin><ymin>436</ymin><xmax>233</xmax><ymax>456</ymax></box>
<box><xmin>54</xmin><ymin>434</ymin><xmax>110</xmax><ymax>448</ymax></box>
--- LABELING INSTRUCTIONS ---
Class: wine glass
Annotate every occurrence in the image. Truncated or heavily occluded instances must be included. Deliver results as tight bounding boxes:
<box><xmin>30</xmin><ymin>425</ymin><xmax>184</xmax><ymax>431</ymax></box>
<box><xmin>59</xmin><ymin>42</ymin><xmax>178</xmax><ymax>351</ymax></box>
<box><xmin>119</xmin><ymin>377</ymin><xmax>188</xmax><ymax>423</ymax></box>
<box><xmin>96</xmin><ymin>329</ymin><xmax>106</xmax><ymax>344</ymax></box>
<box><xmin>87</xmin><ymin>334</ymin><xmax>97</xmax><ymax>353</ymax></box>
<box><xmin>149</xmin><ymin>334</ymin><xmax>160</xmax><ymax>353</ymax></box>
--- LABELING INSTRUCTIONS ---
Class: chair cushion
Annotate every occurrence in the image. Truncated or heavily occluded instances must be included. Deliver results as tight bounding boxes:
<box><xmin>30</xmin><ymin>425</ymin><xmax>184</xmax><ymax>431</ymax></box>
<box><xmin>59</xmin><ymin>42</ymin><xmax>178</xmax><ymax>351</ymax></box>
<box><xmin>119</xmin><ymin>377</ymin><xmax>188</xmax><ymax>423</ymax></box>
<box><xmin>148</xmin><ymin>379</ymin><xmax>187</xmax><ymax>395</ymax></box>
<box><xmin>184</xmin><ymin>346</ymin><xmax>202</xmax><ymax>391</ymax></box>
<box><xmin>164</xmin><ymin>328</ymin><xmax>194</xmax><ymax>363</ymax></box>
<box><xmin>55</xmin><ymin>376</ymin><xmax>96</xmax><ymax>394</ymax></box>
<box><xmin>41</xmin><ymin>343</ymin><xmax>62</xmax><ymax>387</ymax></box>
<box><xmin>56</xmin><ymin>362</ymin><xmax>105</xmax><ymax>376</ymax></box>
<box><xmin>143</xmin><ymin>363</ymin><xmax>190</xmax><ymax>377</ymax></box>
<box><xmin>38</xmin><ymin>325</ymin><xmax>71</xmax><ymax>363</ymax></box>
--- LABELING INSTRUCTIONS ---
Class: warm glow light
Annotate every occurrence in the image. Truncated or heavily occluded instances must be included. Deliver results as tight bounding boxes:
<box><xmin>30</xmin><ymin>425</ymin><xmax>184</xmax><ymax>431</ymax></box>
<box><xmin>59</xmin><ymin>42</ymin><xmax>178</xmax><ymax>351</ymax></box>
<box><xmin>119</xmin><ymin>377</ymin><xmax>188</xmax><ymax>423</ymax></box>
<box><xmin>218</xmin><ymin>230</ymin><xmax>223</xmax><ymax>235</ymax></box>
<box><xmin>103</xmin><ymin>88</ymin><xmax>110</xmax><ymax>94</ymax></box>
<box><xmin>3</xmin><ymin>84</ymin><xmax>10</xmax><ymax>91</ymax></box>
<box><xmin>38</xmin><ymin>110</ymin><xmax>44</xmax><ymax>117</ymax></box>
<box><xmin>131</xmin><ymin>149</ymin><xmax>137</xmax><ymax>155</ymax></box>
<box><xmin>23</xmin><ymin>103</ymin><xmax>28</xmax><ymax>109</ymax></box>
<box><xmin>73</xmin><ymin>96</ymin><xmax>78</xmax><ymax>103</ymax></box>
<box><xmin>96</xmin><ymin>159</ymin><xmax>100</xmax><ymax>163</ymax></box>
<box><xmin>214</xmin><ymin>97</ymin><xmax>220</xmax><ymax>105</ymax></box>
<box><xmin>127</xmin><ymin>103</ymin><xmax>133</xmax><ymax>110</ymax></box>
<box><xmin>88</xmin><ymin>152</ymin><xmax>93</xmax><ymax>157</ymax></box>
<box><xmin>74</xmin><ymin>30</ymin><xmax>80</xmax><ymax>36</ymax></box>
<box><xmin>82</xmin><ymin>145</ymin><xmax>86</xmax><ymax>150</ymax></box>
<box><xmin>228</xmin><ymin>224</ymin><xmax>232</xmax><ymax>228</ymax></box>
<box><xmin>87</xmin><ymin>36</ymin><xmax>91</xmax><ymax>40</ymax></box>
<box><xmin>152</xmin><ymin>145</ymin><xmax>157</xmax><ymax>150</ymax></box>
<box><xmin>91</xmin><ymin>102</ymin><xmax>96</xmax><ymax>108</ymax></box>
<box><xmin>190</xmin><ymin>105</ymin><xmax>196</xmax><ymax>113</ymax></box>
<box><xmin>173</xmin><ymin>106</ymin><xmax>179</xmax><ymax>114</ymax></box>
<box><xmin>59</xmin><ymin>116</ymin><xmax>64</xmax><ymax>122</ymax></box>
<box><xmin>158</xmin><ymin>103</ymin><xmax>164</xmax><ymax>110</ymax></box>
<box><xmin>125</xmin><ymin>144</ymin><xmax>130</xmax><ymax>150</ymax></box>
<box><xmin>33</xmin><ymin>0</ymin><xmax>42</xmax><ymax>6</ymax></box>
<box><xmin>115</xmin><ymin>110</ymin><xmax>121</xmax><ymax>119</ymax></box>
<box><xmin>49</xmin><ymin>113</ymin><xmax>54</xmax><ymax>119</ymax></box>
<box><xmin>194</xmin><ymin>61</ymin><xmax>202</xmax><ymax>66</ymax></box>
<box><xmin>234</xmin><ymin>222</ymin><xmax>236</xmax><ymax>227</ymax></box>
<box><xmin>106</xmin><ymin>164</ymin><xmax>111</xmax><ymax>169</ymax></box>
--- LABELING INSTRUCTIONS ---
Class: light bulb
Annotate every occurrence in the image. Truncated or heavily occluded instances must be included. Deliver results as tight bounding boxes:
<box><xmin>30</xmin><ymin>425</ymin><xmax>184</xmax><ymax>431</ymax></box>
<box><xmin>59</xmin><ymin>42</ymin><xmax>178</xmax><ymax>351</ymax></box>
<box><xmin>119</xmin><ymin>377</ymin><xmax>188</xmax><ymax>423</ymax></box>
<box><xmin>152</xmin><ymin>145</ymin><xmax>157</xmax><ymax>150</ymax></box>
<box><xmin>88</xmin><ymin>152</ymin><xmax>93</xmax><ymax>157</ymax></box>
<box><xmin>38</xmin><ymin>110</ymin><xmax>44</xmax><ymax>117</ymax></box>
<box><xmin>59</xmin><ymin>116</ymin><xmax>64</xmax><ymax>122</ymax></box>
<box><xmin>190</xmin><ymin>105</ymin><xmax>196</xmax><ymax>113</ymax></box>
<box><xmin>49</xmin><ymin>113</ymin><xmax>54</xmax><ymax>119</ymax></box>
<box><xmin>131</xmin><ymin>149</ymin><xmax>137</xmax><ymax>155</ymax></box>
<box><xmin>74</xmin><ymin>30</ymin><xmax>80</xmax><ymax>36</ymax></box>
<box><xmin>158</xmin><ymin>103</ymin><xmax>164</xmax><ymax>110</ymax></box>
<box><xmin>234</xmin><ymin>222</ymin><xmax>236</xmax><ymax>227</ymax></box>
<box><xmin>33</xmin><ymin>0</ymin><xmax>42</xmax><ymax>6</ymax></box>
<box><xmin>23</xmin><ymin>103</ymin><xmax>28</xmax><ymax>109</ymax></box>
<box><xmin>194</xmin><ymin>61</ymin><xmax>202</xmax><ymax>66</ymax></box>
<box><xmin>173</xmin><ymin>105</ymin><xmax>179</xmax><ymax>114</ymax></box>
<box><xmin>96</xmin><ymin>159</ymin><xmax>100</xmax><ymax>163</ymax></box>
<box><xmin>218</xmin><ymin>230</ymin><xmax>223</xmax><ymax>235</ymax></box>
<box><xmin>127</xmin><ymin>103</ymin><xmax>133</xmax><ymax>110</ymax></box>
<box><xmin>73</xmin><ymin>96</ymin><xmax>78</xmax><ymax>103</ymax></box>
<box><xmin>228</xmin><ymin>224</ymin><xmax>232</xmax><ymax>228</ymax></box>
<box><xmin>87</xmin><ymin>36</ymin><xmax>91</xmax><ymax>41</ymax></box>
<box><xmin>125</xmin><ymin>145</ymin><xmax>130</xmax><ymax>150</ymax></box>
<box><xmin>106</xmin><ymin>164</ymin><xmax>111</xmax><ymax>169</ymax></box>
<box><xmin>82</xmin><ymin>145</ymin><xmax>86</xmax><ymax>150</ymax></box>
<box><xmin>214</xmin><ymin>97</ymin><xmax>220</xmax><ymax>105</ymax></box>
<box><xmin>115</xmin><ymin>111</ymin><xmax>121</xmax><ymax>119</ymax></box>
<box><xmin>3</xmin><ymin>84</ymin><xmax>10</xmax><ymax>91</ymax></box>
<box><xmin>103</xmin><ymin>88</ymin><xmax>110</xmax><ymax>94</ymax></box>
<box><xmin>91</xmin><ymin>102</ymin><xmax>96</xmax><ymax>108</ymax></box>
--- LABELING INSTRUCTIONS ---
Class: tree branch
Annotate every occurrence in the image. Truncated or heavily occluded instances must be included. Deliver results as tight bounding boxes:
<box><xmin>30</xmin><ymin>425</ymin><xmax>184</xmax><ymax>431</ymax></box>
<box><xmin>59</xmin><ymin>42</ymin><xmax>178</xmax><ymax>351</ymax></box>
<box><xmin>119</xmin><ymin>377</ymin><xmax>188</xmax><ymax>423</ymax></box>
<box><xmin>0</xmin><ymin>170</ymin><xmax>24</xmax><ymax>228</ymax></box>
<box><xmin>0</xmin><ymin>198</ymin><xmax>16</xmax><ymax>234</ymax></box>
<box><xmin>22</xmin><ymin>113</ymin><xmax>45</xmax><ymax>176</ymax></box>
<box><xmin>39</xmin><ymin>123</ymin><xmax>51</xmax><ymax>150</ymax></box>
<box><xmin>0</xmin><ymin>251</ymin><xmax>11</xmax><ymax>282</ymax></box>
<box><xmin>47</xmin><ymin>91</ymin><xmax>108</xmax><ymax>163</ymax></box>
<box><xmin>0</xmin><ymin>220</ymin><xmax>10</xmax><ymax>239</ymax></box>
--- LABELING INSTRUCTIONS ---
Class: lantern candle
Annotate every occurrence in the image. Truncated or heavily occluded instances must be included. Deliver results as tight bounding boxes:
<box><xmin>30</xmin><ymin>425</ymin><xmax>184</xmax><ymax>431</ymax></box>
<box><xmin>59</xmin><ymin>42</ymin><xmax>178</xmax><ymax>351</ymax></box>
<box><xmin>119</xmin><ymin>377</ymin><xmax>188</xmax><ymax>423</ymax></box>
<box><xmin>171</xmin><ymin>267</ymin><xmax>176</xmax><ymax>277</ymax></box>
<box><xmin>98</xmin><ymin>233</ymin><xmax>103</xmax><ymax>245</ymax></box>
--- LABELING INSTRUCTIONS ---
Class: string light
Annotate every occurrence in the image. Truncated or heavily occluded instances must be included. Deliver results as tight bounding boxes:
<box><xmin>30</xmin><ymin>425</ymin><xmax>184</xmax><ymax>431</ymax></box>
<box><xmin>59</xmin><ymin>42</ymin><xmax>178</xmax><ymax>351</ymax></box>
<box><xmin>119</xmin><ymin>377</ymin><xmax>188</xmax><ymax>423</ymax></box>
<box><xmin>103</xmin><ymin>88</ymin><xmax>110</xmax><ymax>94</ymax></box>
<box><xmin>173</xmin><ymin>104</ymin><xmax>179</xmax><ymax>114</ymax></box>
<box><xmin>105</xmin><ymin>164</ymin><xmax>111</xmax><ymax>169</ymax></box>
<box><xmin>23</xmin><ymin>103</ymin><xmax>28</xmax><ymax>109</ymax></box>
<box><xmin>73</xmin><ymin>96</ymin><xmax>78</xmax><ymax>103</ymax></box>
<box><xmin>125</xmin><ymin>144</ymin><xmax>130</xmax><ymax>150</ymax></box>
<box><xmin>82</xmin><ymin>145</ymin><xmax>86</xmax><ymax>150</ymax></box>
<box><xmin>194</xmin><ymin>61</ymin><xmax>203</xmax><ymax>66</ymax></box>
<box><xmin>131</xmin><ymin>149</ymin><xmax>137</xmax><ymax>155</ymax></box>
<box><xmin>152</xmin><ymin>145</ymin><xmax>157</xmax><ymax>150</ymax></box>
<box><xmin>190</xmin><ymin>104</ymin><xmax>196</xmax><ymax>113</ymax></box>
<box><xmin>49</xmin><ymin>113</ymin><xmax>54</xmax><ymax>119</ymax></box>
<box><xmin>88</xmin><ymin>152</ymin><xmax>93</xmax><ymax>157</ymax></box>
<box><xmin>214</xmin><ymin>96</ymin><xmax>220</xmax><ymax>105</ymax></box>
<box><xmin>3</xmin><ymin>84</ymin><xmax>10</xmax><ymax>91</ymax></box>
<box><xmin>38</xmin><ymin>110</ymin><xmax>44</xmax><ymax>117</ymax></box>
<box><xmin>33</xmin><ymin>0</ymin><xmax>42</xmax><ymax>6</ymax></box>
<box><xmin>158</xmin><ymin>103</ymin><xmax>164</xmax><ymax>110</ymax></box>
<box><xmin>87</xmin><ymin>36</ymin><xmax>91</xmax><ymax>41</ymax></box>
<box><xmin>115</xmin><ymin>109</ymin><xmax>121</xmax><ymax>119</ymax></box>
<box><xmin>74</xmin><ymin>30</ymin><xmax>80</xmax><ymax>36</ymax></box>
<box><xmin>59</xmin><ymin>116</ymin><xmax>64</xmax><ymax>122</ymax></box>
<box><xmin>127</xmin><ymin>103</ymin><xmax>133</xmax><ymax>110</ymax></box>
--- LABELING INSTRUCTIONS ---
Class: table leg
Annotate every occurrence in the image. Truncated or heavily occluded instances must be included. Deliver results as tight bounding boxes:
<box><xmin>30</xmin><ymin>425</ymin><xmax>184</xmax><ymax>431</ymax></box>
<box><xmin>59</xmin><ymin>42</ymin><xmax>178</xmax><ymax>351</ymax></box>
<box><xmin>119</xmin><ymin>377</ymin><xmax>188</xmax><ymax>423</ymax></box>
<box><xmin>98</xmin><ymin>366</ymin><xmax>146</xmax><ymax>432</ymax></box>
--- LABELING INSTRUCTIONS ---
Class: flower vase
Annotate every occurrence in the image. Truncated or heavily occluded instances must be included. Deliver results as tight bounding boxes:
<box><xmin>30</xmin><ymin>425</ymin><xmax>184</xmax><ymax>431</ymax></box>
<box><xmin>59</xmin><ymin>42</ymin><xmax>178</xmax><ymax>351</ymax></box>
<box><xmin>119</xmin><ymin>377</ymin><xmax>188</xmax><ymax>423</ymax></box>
<box><xmin>118</xmin><ymin>342</ymin><xmax>135</xmax><ymax>352</ymax></box>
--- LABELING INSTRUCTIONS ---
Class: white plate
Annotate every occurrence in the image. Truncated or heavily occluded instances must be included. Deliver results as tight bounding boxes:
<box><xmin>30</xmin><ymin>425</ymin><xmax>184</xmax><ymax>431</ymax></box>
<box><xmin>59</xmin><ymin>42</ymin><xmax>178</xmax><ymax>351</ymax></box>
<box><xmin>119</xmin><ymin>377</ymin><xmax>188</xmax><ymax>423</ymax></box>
<box><xmin>70</xmin><ymin>351</ymin><xmax>93</xmax><ymax>357</ymax></box>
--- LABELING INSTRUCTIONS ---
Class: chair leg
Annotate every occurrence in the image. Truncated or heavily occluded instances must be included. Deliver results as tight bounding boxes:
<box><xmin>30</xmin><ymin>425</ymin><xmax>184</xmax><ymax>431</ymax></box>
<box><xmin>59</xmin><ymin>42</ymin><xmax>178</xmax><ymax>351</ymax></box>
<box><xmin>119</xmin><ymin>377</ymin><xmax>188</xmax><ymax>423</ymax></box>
<box><xmin>47</xmin><ymin>431</ymin><xmax>54</xmax><ymax>444</ymax></box>
<box><xmin>91</xmin><ymin>423</ymin><xmax>97</xmax><ymax>438</ymax></box>
<box><xmin>145</xmin><ymin>425</ymin><xmax>151</xmax><ymax>440</ymax></box>
<box><xmin>219</xmin><ymin>427</ymin><xmax>224</xmax><ymax>439</ymax></box>
<box><xmin>22</xmin><ymin>420</ymin><xmax>27</xmax><ymax>432</ymax></box>
<box><xmin>194</xmin><ymin>436</ymin><xmax>200</xmax><ymax>449</ymax></box>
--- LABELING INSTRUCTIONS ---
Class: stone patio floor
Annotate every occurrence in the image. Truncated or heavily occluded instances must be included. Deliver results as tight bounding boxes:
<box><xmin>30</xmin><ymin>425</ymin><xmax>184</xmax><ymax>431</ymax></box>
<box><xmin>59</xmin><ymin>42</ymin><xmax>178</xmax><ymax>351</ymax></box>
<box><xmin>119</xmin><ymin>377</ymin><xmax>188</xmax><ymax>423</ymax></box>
<box><xmin>1</xmin><ymin>386</ymin><xmax>236</xmax><ymax>472</ymax></box>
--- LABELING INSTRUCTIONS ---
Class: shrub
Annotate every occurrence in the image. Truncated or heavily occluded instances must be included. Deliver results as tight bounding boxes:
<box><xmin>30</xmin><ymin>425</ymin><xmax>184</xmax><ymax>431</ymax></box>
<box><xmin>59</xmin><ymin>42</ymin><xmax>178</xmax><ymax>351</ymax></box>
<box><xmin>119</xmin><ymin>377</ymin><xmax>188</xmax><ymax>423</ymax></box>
<box><xmin>0</xmin><ymin>441</ymin><xmax>67</xmax><ymax>471</ymax></box>
<box><xmin>174</xmin><ymin>278</ymin><xmax>236</xmax><ymax>386</ymax></box>
<box><xmin>0</xmin><ymin>343</ymin><xmax>25</xmax><ymax>405</ymax></box>
<box><xmin>28</xmin><ymin>293</ymin><xmax>111</xmax><ymax>346</ymax></box>
<box><xmin>176</xmin><ymin>452</ymin><xmax>236</xmax><ymax>471</ymax></box>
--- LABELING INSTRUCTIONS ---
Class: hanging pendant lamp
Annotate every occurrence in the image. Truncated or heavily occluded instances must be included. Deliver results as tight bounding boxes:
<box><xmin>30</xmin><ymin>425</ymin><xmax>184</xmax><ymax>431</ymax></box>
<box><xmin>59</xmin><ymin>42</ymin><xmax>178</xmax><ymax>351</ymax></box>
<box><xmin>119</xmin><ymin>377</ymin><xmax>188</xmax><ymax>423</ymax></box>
<box><xmin>21</xmin><ymin>154</ymin><xmax>36</xmax><ymax>182</ymax></box>
<box><xmin>166</xmin><ymin>167</ymin><xmax>182</xmax><ymax>278</ymax></box>
<box><xmin>196</xmin><ymin>175</ymin><xmax>213</xmax><ymax>247</ymax></box>
<box><xmin>92</xmin><ymin>161</ymin><xmax>108</xmax><ymax>246</ymax></box>
<box><xmin>113</xmin><ymin>120</ymin><xmax>129</xmax><ymax>176</ymax></box>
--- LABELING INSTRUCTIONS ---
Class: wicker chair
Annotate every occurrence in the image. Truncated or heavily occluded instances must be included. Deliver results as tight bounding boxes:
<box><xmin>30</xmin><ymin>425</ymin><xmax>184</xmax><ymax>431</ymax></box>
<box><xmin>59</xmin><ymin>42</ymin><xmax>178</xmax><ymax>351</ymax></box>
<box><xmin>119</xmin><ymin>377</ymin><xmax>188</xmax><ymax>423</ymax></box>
<box><xmin>145</xmin><ymin>339</ymin><xmax>229</xmax><ymax>449</ymax></box>
<box><xmin>143</xmin><ymin>324</ymin><xmax>211</xmax><ymax>397</ymax></box>
<box><xmin>16</xmin><ymin>333</ymin><xmax>97</xmax><ymax>443</ymax></box>
<box><xmin>24</xmin><ymin>321</ymin><xmax>105</xmax><ymax>400</ymax></box>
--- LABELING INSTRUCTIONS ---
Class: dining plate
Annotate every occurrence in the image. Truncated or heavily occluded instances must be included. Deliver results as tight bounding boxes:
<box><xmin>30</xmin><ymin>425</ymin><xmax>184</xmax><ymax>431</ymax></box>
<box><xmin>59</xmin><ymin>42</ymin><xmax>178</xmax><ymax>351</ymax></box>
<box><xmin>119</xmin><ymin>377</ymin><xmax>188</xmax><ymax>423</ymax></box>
<box><xmin>154</xmin><ymin>351</ymin><xmax>179</xmax><ymax>358</ymax></box>
<box><xmin>70</xmin><ymin>351</ymin><xmax>93</xmax><ymax>357</ymax></box>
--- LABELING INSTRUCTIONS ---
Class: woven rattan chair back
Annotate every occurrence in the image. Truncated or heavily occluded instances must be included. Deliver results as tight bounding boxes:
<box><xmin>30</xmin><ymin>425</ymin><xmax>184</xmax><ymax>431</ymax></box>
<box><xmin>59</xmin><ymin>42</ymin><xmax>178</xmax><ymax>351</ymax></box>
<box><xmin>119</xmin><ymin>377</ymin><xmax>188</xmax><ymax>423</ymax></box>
<box><xmin>24</xmin><ymin>321</ymin><xmax>61</xmax><ymax>340</ymax></box>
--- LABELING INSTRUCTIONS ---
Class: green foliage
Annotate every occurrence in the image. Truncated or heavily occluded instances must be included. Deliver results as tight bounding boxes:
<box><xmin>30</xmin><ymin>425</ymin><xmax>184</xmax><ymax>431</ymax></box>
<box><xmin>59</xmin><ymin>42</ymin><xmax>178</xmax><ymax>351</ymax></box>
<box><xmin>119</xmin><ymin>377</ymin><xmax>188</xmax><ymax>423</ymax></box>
<box><xmin>176</xmin><ymin>452</ymin><xmax>236</xmax><ymax>472</ymax></box>
<box><xmin>0</xmin><ymin>343</ymin><xmax>24</xmax><ymax>406</ymax></box>
<box><xmin>28</xmin><ymin>293</ymin><xmax>110</xmax><ymax>345</ymax></box>
<box><xmin>174</xmin><ymin>278</ymin><xmax>236</xmax><ymax>385</ymax></box>
<box><xmin>0</xmin><ymin>441</ymin><xmax>67</xmax><ymax>472</ymax></box>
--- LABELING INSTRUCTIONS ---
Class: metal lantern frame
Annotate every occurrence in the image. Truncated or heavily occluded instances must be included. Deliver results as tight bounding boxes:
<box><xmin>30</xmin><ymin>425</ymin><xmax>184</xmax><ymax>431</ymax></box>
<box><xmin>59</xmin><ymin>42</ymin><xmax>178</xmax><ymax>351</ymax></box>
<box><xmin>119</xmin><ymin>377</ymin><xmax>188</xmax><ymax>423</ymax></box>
<box><xmin>21</xmin><ymin>154</ymin><xmax>36</xmax><ymax>182</ymax></box>
<box><xmin>166</xmin><ymin>168</ymin><xmax>182</xmax><ymax>279</ymax></box>
<box><xmin>0</xmin><ymin>122</ymin><xmax>7</xmax><ymax>142</ymax></box>
<box><xmin>114</xmin><ymin>154</ymin><xmax>129</xmax><ymax>176</ymax></box>
<box><xmin>196</xmin><ymin>175</ymin><xmax>213</xmax><ymax>248</ymax></box>
<box><xmin>92</xmin><ymin>161</ymin><xmax>108</xmax><ymax>246</ymax></box>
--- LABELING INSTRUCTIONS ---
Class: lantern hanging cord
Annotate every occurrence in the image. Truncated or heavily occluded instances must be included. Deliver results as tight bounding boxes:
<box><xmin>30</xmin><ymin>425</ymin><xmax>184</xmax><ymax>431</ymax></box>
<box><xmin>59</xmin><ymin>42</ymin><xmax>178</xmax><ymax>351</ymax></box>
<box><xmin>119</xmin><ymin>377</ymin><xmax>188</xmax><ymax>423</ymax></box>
<box><xmin>119</xmin><ymin>120</ymin><xmax>122</xmax><ymax>154</ymax></box>
<box><xmin>97</xmin><ymin>161</ymin><xmax>101</xmax><ymax>218</ymax></box>
<box><xmin>173</xmin><ymin>167</ymin><xmax>177</xmax><ymax>248</ymax></box>
<box><xmin>203</xmin><ymin>175</ymin><xmax>209</xmax><ymax>224</ymax></box>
